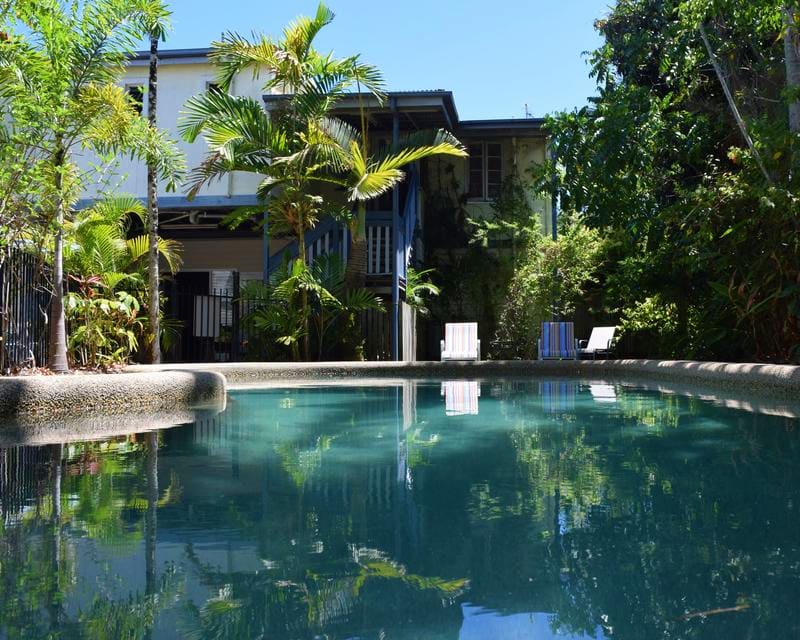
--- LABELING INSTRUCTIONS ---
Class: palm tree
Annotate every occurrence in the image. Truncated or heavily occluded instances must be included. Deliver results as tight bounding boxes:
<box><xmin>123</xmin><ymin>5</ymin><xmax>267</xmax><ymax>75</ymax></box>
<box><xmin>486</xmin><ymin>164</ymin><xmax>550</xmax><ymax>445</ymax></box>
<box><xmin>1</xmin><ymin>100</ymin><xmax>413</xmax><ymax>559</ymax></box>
<box><xmin>181</xmin><ymin>3</ymin><xmax>465</xmax><ymax>285</ymax></box>
<box><xmin>180</xmin><ymin>3</ymin><xmax>382</xmax><ymax>360</ymax></box>
<box><xmin>308</xmin><ymin>118</ymin><xmax>466</xmax><ymax>289</ymax></box>
<box><xmin>141</xmin><ymin>1</ymin><xmax>173</xmax><ymax>364</ymax></box>
<box><xmin>0</xmin><ymin>0</ymin><xmax>184</xmax><ymax>372</ymax></box>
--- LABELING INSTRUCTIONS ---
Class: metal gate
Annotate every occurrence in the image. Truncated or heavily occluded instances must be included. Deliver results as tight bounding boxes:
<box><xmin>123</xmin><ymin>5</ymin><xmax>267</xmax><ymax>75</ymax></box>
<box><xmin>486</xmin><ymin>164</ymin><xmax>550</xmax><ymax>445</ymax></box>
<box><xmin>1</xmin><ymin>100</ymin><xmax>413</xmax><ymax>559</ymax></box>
<box><xmin>0</xmin><ymin>249</ymin><xmax>51</xmax><ymax>372</ymax></box>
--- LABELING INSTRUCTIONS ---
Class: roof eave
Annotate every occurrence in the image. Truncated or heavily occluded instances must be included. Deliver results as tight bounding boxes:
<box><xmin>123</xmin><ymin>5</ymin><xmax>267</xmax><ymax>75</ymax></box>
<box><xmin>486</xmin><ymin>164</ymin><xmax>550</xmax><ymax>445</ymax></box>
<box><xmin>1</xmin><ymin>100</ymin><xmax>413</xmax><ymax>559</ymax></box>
<box><xmin>458</xmin><ymin>118</ymin><xmax>547</xmax><ymax>137</ymax></box>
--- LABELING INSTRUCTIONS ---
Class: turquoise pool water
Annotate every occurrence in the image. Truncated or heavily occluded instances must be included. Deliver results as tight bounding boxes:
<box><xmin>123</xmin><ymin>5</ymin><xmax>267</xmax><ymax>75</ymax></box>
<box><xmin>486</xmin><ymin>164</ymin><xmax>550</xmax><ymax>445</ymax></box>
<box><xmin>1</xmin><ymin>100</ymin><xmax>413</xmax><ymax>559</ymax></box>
<box><xmin>1</xmin><ymin>380</ymin><xmax>799</xmax><ymax>639</ymax></box>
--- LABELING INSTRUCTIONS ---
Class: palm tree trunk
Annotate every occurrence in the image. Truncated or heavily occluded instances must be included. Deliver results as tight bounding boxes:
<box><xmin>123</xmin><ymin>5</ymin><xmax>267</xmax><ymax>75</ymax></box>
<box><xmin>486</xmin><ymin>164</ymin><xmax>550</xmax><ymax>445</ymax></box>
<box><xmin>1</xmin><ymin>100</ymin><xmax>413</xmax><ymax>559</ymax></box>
<box><xmin>48</xmin><ymin>147</ymin><xmax>69</xmax><ymax>373</ymax></box>
<box><xmin>344</xmin><ymin>204</ymin><xmax>368</xmax><ymax>290</ymax></box>
<box><xmin>298</xmin><ymin>224</ymin><xmax>310</xmax><ymax>361</ymax></box>
<box><xmin>147</xmin><ymin>33</ymin><xmax>161</xmax><ymax>363</ymax></box>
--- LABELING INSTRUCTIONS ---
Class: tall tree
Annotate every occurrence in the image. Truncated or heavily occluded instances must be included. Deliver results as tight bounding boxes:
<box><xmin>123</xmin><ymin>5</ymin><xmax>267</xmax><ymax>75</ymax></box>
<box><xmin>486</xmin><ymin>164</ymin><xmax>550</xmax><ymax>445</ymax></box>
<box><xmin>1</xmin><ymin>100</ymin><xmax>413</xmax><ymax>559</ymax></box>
<box><xmin>142</xmin><ymin>1</ymin><xmax>172</xmax><ymax>364</ymax></box>
<box><xmin>542</xmin><ymin>0</ymin><xmax>800</xmax><ymax>361</ymax></box>
<box><xmin>0</xmin><ymin>0</ymin><xmax>184</xmax><ymax>371</ymax></box>
<box><xmin>183</xmin><ymin>2</ymin><xmax>465</xmax><ymax>293</ymax></box>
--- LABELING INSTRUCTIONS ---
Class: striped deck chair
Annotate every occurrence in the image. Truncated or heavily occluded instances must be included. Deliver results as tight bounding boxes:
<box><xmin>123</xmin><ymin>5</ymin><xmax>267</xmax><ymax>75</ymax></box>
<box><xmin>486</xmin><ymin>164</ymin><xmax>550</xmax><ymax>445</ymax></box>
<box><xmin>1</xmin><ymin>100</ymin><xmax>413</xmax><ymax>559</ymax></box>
<box><xmin>440</xmin><ymin>323</ymin><xmax>481</xmax><ymax>361</ymax></box>
<box><xmin>589</xmin><ymin>383</ymin><xmax>617</xmax><ymax>403</ymax></box>
<box><xmin>441</xmin><ymin>380</ymin><xmax>481</xmax><ymax>416</ymax></box>
<box><xmin>537</xmin><ymin>322</ymin><xmax>577</xmax><ymax>360</ymax></box>
<box><xmin>540</xmin><ymin>381</ymin><xmax>576</xmax><ymax>414</ymax></box>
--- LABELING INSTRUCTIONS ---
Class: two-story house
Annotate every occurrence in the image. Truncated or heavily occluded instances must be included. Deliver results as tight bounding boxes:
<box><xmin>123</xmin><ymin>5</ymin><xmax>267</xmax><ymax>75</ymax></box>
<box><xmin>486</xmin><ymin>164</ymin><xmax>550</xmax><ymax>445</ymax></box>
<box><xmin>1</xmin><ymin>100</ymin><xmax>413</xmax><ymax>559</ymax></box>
<box><xmin>78</xmin><ymin>48</ymin><xmax>550</xmax><ymax>362</ymax></box>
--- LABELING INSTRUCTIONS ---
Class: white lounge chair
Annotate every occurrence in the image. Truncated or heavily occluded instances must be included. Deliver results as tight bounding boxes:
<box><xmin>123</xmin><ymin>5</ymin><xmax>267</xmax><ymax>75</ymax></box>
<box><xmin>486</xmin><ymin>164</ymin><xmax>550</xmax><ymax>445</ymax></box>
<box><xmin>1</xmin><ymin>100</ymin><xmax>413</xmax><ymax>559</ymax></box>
<box><xmin>577</xmin><ymin>326</ymin><xmax>616</xmax><ymax>360</ymax></box>
<box><xmin>441</xmin><ymin>380</ymin><xmax>481</xmax><ymax>416</ymax></box>
<box><xmin>440</xmin><ymin>323</ymin><xmax>481</xmax><ymax>361</ymax></box>
<box><xmin>589</xmin><ymin>383</ymin><xmax>617</xmax><ymax>403</ymax></box>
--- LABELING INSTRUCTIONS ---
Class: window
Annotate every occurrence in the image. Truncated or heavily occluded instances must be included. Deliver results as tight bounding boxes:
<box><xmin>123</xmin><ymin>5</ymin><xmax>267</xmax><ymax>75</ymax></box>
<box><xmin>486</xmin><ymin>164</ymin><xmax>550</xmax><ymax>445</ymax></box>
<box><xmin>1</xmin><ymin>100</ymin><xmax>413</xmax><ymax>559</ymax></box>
<box><xmin>467</xmin><ymin>141</ymin><xmax>503</xmax><ymax>200</ymax></box>
<box><xmin>126</xmin><ymin>84</ymin><xmax>144</xmax><ymax>115</ymax></box>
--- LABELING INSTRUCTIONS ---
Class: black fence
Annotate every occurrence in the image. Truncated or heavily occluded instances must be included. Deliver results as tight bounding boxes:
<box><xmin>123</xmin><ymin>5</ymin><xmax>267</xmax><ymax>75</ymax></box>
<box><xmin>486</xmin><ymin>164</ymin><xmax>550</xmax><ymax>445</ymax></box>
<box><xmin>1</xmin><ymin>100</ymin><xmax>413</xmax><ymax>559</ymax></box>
<box><xmin>166</xmin><ymin>283</ymin><xmax>243</xmax><ymax>363</ymax></box>
<box><xmin>165</xmin><ymin>282</ymin><xmax>393</xmax><ymax>363</ymax></box>
<box><xmin>0</xmin><ymin>444</ymin><xmax>58</xmax><ymax>523</ymax></box>
<box><xmin>0</xmin><ymin>249</ymin><xmax>51</xmax><ymax>372</ymax></box>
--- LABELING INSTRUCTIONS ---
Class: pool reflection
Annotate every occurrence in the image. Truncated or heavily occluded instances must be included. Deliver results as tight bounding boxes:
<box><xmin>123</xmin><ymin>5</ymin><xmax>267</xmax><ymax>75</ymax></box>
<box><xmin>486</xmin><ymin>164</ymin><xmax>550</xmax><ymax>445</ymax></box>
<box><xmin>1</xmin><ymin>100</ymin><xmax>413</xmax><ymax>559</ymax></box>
<box><xmin>0</xmin><ymin>381</ymin><xmax>799</xmax><ymax>639</ymax></box>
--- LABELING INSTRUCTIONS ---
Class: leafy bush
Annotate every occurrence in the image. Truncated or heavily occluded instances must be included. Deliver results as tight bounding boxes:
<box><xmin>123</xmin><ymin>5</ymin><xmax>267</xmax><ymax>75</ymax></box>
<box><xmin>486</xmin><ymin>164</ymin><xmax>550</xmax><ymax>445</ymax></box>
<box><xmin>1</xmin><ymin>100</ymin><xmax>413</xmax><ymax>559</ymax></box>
<box><xmin>65</xmin><ymin>277</ymin><xmax>144</xmax><ymax>367</ymax></box>
<box><xmin>241</xmin><ymin>254</ymin><xmax>384</xmax><ymax>361</ymax></box>
<box><xmin>492</xmin><ymin>216</ymin><xmax>603</xmax><ymax>359</ymax></box>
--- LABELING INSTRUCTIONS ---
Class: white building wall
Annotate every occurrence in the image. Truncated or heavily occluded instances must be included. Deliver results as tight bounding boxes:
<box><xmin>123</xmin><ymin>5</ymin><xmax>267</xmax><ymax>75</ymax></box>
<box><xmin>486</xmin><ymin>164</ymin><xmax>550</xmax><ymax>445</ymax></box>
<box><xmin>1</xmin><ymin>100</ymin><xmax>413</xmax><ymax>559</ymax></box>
<box><xmin>426</xmin><ymin>136</ymin><xmax>551</xmax><ymax>234</ymax></box>
<box><xmin>76</xmin><ymin>56</ymin><xmax>271</xmax><ymax>202</ymax></box>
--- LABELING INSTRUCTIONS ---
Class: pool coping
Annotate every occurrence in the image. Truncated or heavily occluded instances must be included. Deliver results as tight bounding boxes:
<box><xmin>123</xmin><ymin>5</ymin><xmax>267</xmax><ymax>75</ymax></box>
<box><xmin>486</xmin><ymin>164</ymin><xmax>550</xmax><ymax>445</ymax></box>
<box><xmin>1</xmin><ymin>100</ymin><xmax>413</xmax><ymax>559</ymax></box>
<box><xmin>2</xmin><ymin>360</ymin><xmax>799</xmax><ymax>441</ymax></box>
<box><xmin>126</xmin><ymin>359</ymin><xmax>800</xmax><ymax>396</ymax></box>
<box><xmin>0</xmin><ymin>370</ymin><xmax>227</xmax><ymax>441</ymax></box>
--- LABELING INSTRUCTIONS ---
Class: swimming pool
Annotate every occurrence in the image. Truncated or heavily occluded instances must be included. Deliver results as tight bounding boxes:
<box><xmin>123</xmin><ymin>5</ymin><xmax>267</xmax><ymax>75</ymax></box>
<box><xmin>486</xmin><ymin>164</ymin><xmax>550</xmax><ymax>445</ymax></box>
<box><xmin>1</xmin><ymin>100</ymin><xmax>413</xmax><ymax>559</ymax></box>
<box><xmin>1</xmin><ymin>379</ymin><xmax>798</xmax><ymax>639</ymax></box>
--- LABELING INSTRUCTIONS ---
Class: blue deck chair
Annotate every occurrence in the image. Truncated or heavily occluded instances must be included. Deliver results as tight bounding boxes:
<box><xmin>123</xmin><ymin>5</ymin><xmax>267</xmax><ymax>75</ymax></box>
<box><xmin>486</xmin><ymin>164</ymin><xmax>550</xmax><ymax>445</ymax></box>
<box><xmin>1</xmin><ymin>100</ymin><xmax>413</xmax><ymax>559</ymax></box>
<box><xmin>537</xmin><ymin>322</ymin><xmax>577</xmax><ymax>360</ymax></box>
<box><xmin>540</xmin><ymin>381</ymin><xmax>576</xmax><ymax>414</ymax></box>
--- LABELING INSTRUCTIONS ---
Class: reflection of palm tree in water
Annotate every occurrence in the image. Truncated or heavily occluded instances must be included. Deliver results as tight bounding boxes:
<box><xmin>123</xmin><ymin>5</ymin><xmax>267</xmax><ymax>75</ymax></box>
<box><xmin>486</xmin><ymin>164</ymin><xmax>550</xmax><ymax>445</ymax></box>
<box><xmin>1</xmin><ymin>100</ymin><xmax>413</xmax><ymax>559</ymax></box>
<box><xmin>49</xmin><ymin>443</ymin><xmax>64</xmax><ymax>631</ymax></box>
<box><xmin>0</xmin><ymin>437</ymin><xmax>180</xmax><ymax>639</ymax></box>
<box><xmin>144</xmin><ymin>431</ymin><xmax>158</xmax><ymax>640</ymax></box>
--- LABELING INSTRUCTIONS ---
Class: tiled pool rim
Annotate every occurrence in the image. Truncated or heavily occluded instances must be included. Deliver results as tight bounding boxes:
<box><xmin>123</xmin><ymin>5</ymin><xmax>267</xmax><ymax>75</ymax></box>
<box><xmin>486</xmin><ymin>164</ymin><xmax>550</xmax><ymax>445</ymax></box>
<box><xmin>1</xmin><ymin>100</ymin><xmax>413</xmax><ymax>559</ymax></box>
<box><xmin>0</xmin><ymin>370</ymin><xmax>226</xmax><ymax>435</ymax></box>
<box><xmin>2</xmin><ymin>360</ymin><xmax>799</xmax><ymax>435</ymax></box>
<box><xmin>127</xmin><ymin>359</ymin><xmax>800</xmax><ymax>394</ymax></box>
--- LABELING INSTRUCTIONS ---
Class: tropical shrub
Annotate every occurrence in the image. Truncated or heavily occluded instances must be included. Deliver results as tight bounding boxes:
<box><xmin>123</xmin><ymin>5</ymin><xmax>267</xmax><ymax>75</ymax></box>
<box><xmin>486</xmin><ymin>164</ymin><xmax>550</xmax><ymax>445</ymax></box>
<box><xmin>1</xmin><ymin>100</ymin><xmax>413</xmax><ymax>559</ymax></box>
<box><xmin>492</xmin><ymin>216</ymin><xmax>603</xmax><ymax>359</ymax></box>
<box><xmin>63</xmin><ymin>196</ymin><xmax>181</xmax><ymax>366</ymax></box>
<box><xmin>65</xmin><ymin>277</ymin><xmax>144</xmax><ymax>367</ymax></box>
<box><xmin>405</xmin><ymin>268</ymin><xmax>440</xmax><ymax>317</ymax></box>
<box><xmin>241</xmin><ymin>254</ymin><xmax>384</xmax><ymax>361</ymax></box>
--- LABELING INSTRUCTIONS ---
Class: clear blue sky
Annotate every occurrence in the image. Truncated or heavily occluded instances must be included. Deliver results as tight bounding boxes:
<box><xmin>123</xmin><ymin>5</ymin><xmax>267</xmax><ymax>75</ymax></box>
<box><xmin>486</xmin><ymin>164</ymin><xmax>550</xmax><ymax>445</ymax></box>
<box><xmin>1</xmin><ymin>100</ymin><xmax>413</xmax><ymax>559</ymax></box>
<box><xmin>163</xmin><ymin>0</ymin><xmax>612</xmax><ymax>120</ymax></box>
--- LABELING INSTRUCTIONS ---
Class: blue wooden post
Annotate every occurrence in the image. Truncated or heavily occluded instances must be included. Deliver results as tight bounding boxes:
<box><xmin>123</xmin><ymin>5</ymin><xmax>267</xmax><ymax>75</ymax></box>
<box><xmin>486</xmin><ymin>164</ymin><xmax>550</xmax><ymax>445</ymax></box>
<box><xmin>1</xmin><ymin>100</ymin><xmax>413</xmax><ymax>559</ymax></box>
<box><xmin>391</xmin><ymin>98</ymin><xmax>400</xmax><ymax>361</ymax></box>
<box><xmin>331</xmin><ymin>221</ymin><xmax>340</xmax><ymax>258</ymax></box>
<box><xmin>262</xmin><ymin>209</ymin><xmax>270</xmax><ymax>284</ymax></box>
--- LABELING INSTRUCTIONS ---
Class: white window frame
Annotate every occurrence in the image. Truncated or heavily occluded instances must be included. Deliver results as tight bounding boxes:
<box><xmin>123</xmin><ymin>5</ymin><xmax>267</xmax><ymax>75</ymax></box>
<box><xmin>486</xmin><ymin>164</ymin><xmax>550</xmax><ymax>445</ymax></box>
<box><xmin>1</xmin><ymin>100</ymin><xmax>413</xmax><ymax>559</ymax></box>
<box><xmin>466</xmin><ymin>141</ymin><xmax>503</xmax><ymax>202</ymax></box>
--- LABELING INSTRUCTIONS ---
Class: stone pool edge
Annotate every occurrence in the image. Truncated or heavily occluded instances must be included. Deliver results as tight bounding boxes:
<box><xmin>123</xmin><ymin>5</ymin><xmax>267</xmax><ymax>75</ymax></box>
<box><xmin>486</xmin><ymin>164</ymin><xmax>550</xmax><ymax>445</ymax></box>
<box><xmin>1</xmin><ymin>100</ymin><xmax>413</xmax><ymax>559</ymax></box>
<box><xmin>127</xmin><ymin>359</ymin><xmax>800</xmax><ymax>396</ymax></box>
<box><xmin>0</xmin><ymin>370</ymin><xmax>227</xmax><ymax>434</ymax></box>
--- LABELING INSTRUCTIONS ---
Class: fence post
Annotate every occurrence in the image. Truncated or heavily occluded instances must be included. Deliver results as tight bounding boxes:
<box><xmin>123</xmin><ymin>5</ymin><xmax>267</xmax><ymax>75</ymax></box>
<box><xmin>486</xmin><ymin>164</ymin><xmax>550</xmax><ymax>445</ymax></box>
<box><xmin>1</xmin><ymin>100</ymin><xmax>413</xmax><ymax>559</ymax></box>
<box><xmin>231</xmin><ymin>271</ymin><xmax>241</xmax><ymax>361</ymax></box>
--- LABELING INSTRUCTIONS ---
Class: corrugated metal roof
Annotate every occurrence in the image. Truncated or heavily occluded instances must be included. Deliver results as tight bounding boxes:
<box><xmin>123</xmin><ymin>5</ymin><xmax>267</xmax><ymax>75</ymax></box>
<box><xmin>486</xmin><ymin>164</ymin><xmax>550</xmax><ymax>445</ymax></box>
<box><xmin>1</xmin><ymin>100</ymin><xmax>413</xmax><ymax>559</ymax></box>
<box><xmin>127</xmin><ymin>49</ymin><xmax>546</xmax><ymax>133</ymax></box>
<box><xmin>130</xmin><ymin>47</ymin><xmax>211</xmax><ymax>61</ymax></box>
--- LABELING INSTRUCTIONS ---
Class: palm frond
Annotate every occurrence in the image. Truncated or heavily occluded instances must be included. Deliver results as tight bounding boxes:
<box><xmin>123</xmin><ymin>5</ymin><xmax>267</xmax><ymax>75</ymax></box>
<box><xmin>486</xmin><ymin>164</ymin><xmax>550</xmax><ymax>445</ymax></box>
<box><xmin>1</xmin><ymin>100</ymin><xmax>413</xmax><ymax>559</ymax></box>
<box><xmin>126</xmin><ymin>235</ymin><xmax>183</xmax><ymax>274</ymax></box>
<box><xmin>180</xmin><ymin>90</ymin><xmax>284</xmax><ymax>152</ymax></box>
<box><xmin>209</xmin><ymin>31</ymin><xmax>278</xmax><ymax>91</ymax></box>
<box><xmin>221</xmin><ymin>205</ymin><xmax>265</xmax><ymax>230</ymax></box>
<box><xmin>342</xmin><ymin>288</ymin><xmax>384</xmax><ymax>313</ymax></box>
<box><xmin>69</xmin><ymin>0</ymin><xmax>147</xmax><ymax>93</ymax></box>
<box><xmin>349</xmin><ymin>168</ymin><xmax>405</xmax><ymax>201</ymax></box>
<box><xmin>376</xmin><ymin>128</ymin><xmax>467</xmax><ymax>172</ymax></box>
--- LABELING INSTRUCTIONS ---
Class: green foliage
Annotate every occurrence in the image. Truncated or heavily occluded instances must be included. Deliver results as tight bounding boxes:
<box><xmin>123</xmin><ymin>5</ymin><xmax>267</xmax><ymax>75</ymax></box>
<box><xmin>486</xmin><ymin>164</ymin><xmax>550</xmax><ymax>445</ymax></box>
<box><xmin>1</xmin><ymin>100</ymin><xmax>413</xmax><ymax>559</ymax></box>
<box><xmin>62</xmin><ymin>197</ymin><xmax>182</xmax><ymax>366</ymax></box>
<box><xmin>241</xmin><ymin>254</ymin><xmax>384</xmax><ymax>361</ymax></box>
<box><xmin>542</xmin><ymin>0</ymin><xmax>800</xmax><ymax>362</ymax></box>
<box><xmin>492</xmin><ymin>216</ymin><xmax>603</xmax><ymax>359</ymax></box>
<box><xmin>0</xmin><ymin>0</ymin><xmax>185</xmax><ymax>369</ymax></box>
<box><xmin>469</xmin><ymin>174</ymin><xmax>541</xmax><ymax>255</ymax></box>
<box><xmin>65</xmin><ymin>284</ymin><xmax>144</xmax><ymax>367</ymax></box>
<box><xmin>404</xmin><ymin>267</ymin><xmax>440</xmax><ymax>317</ymax></box>
<box><xmin>617</xmin><ymin>295</ymin><xmax>682</xmax><ymax>358</ymax></box>
<box><xmin>182</xmin><ymin>3</ymin><xmax>465</xmax><ymax>295</ymax></box>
